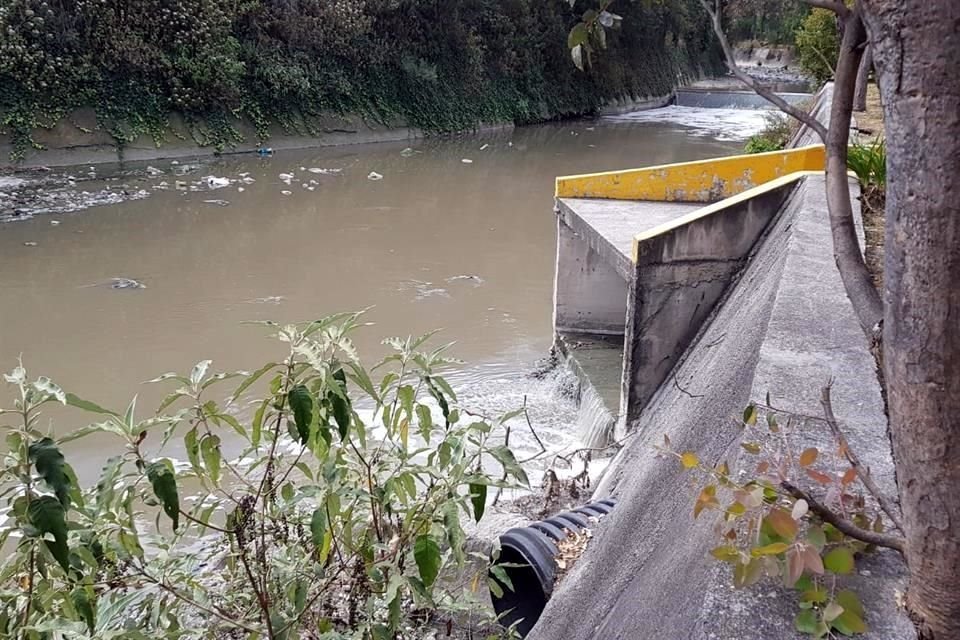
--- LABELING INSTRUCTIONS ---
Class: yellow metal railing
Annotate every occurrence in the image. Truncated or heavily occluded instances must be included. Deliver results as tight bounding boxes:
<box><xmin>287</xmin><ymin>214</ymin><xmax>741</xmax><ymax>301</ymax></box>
<box><xmin>555</xmin><ymin>144</ymin><xmax>825</xmax><ymax>202</ymax></box>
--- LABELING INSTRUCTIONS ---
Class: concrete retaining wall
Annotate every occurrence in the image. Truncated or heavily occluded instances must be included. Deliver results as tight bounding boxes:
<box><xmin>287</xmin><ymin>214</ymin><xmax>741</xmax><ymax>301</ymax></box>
<box><xmin>621</xmin><ymin>173</ymin><xmax>811</xmax><ymax>424</ymax></box>
<box><xmin>0</xmin><ymin>107</ymin><xmax>511</xmax><ymax>169</ymax></box>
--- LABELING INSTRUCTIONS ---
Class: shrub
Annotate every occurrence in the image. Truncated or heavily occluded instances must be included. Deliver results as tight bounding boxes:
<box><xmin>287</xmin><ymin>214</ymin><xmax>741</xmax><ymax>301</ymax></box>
<box><xmin>0</xmin><ymin>314</ymin><xmax>527</xmax><ymax>638</ymax></box>
<box><xmin>0</xmin><ymin>0</ymin><xmax>726</xmax><ymax>161</ymax></box>
<box><xmin>744</xmin><ymin>111</ymin><xmax>794</xmax><ymax>153</ymax></box>
<box><xmin>795</xmin><ymin>9</ymin><xmax>840</xmax><ymax>84</ymax></box>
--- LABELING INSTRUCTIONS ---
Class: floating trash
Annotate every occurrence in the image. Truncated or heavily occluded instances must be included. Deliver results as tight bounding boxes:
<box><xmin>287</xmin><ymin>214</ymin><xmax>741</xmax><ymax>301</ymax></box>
<box><xmin>446</xmin><ymin>274</ymin><xmax>484</xmax><ymax>285</ymax></box>
<box><xmin>281</xmin><ymin>190</ymin><xmax>292</xmax><ymax>196</ymax></box>
<box><xmin>202</xmin><ymin>199</ymin><xmax>230</xmax><ymax>207</ymax></box>
<box><xmin>400</xmin><ymin>148</ymin><xmax>416</xmax><ymax>157</ymax></box>
<box><xmin>50</xmin><ymin>220</ymin><xmax>61</xmax><ymax>226</ymax></box>
<box><xmin>367</xmin><ymin>171</ymin><xmax>384</xmax><ymax>181</ymax></box>
<box><xmin>308</xmin><ymin>167</ymin><xmax>342</xmax><ymax>175</ymax></box>
<box><xmin>203</xmin><ymin>176</ymin><xmax>231</xmax><ymax>189</ymax></box>
<box><xmin>279</xmin><ymin>173</ymin><xmax>294</xmax><ymax>184</ymax></box>
<box><xmin>480</xmin><ymin>143</ymin><xmax>490</xmax><ymax>151</ymax></box>
<box><xmin>110</xmin><ymin>278</ymin><xmax>146</xmax><ymax>290</ymax></box>
<box><xmin>462</xmin><ymin>158</ymin><xmax>474</xmax><ymax>164</ymax></box>
<box><xmin>257</xmin><ymin>147</ymin><xmax>274</xmax><ymax>157</ymax></box>
<box><xmin>247</xmin><ymin>296</ymin><xmax>285</xmax><ymax>305</ymax></box>
<box><xmin>23</xmin><ymin>241</ymin><xmax>37</xmax><ymax>247</ymax></box>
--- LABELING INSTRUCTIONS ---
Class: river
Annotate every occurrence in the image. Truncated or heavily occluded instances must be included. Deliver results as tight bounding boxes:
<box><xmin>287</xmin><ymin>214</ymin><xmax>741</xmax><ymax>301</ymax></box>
<box><xmin>0</xmin><ymin>108</ymin><xmax>763</xmax><ymax>484</ymax></box>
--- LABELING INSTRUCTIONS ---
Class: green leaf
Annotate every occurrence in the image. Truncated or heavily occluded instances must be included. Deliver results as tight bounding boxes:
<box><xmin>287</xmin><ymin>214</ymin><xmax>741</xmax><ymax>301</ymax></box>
<box><xmin>330</xmin><ymin>393</ymin><xmax>351</xmax><ymax>441</ymax></box>
<box><xmin>288</xmin><ymin>385</ymin><xmax>314</xmax><ymax>446</ymax></box>
<box><xmin>230</xmin><ymin>362</ymin><xmax>278</xmax><ymax>402</ymax></box>
<box><xmin>28</xmin><ymin>496</ymin><xmax>70</xmax><ymax>572</ymax></box>
<box><xmin>310</xmin><ymin>508</ymin><xmax>328</xmax><ymax>548</ymax></box>
<box><xmin>71</xmin><ymin>586</ymin><xmax>96</xmax><ymax>634</ymax></box>
<box><xmin>95</xmin><ymin>456</ymin><xmax>123</xmax><ymax>514</ymax></box>
<box><xmin>184</xmin><ymin>427</ymin><xmax>201</xmax><ymax>473</ymax></box>
<box><xmin>795</xmin><ymin>609</ymin><xmax>818</xmax><ymax>634</ymax></box>
<box><xmin>743</xmin><ymin>404</ymin><xmax>758</xmax><ymax>425</ymax></box>
<box><xmin>200</xmin><ymin>435</ymin><xmax>222</xmax><ymax>484</ymax></box>
<box><xmin>490</xmin><ymin>446</ymin><xmax>528</xmax><ymax>486</ymax></box>
<box><xmin>836</xmin><ymin>590</ymin><xmax>865</xmax><ymax>619</ymax></box>
<box><xmin>568</xmin><ymin>22</ymin><xmax>589</xmax><ymax>48</ymax></box>
<box><xmin>469</xmin><ymin>483</ymin><xmax>487</xmax><ymax>523</ymax></box>
<box><xmin>416</xmin><ymin>404</ymin><xmax>433</xmax><ymax>441</ymax></box>
<box><xmin>680</xmin><ymin>452</ymin><xmax>699</xmax><ymax>469</ymax></box>
<box><xmin>146</xmin><ymin>460</ymin><xmax>180</xmax><ymax>531</ymax></box>
<box><xmin>65</xmin><ymin>393</ymin><xmax>118</xmax><ymax>417</ymax></box>
<box><xmin>190</xmin><ymin>360</ymin><xmax>212</xmax><ymax>387</ymax></box>
<box><xmin>751</xmin><ymin>542</ymin><xmax>791</xmax><ymax>557</ymax></box>
<box><xmin>832</xmin><ymin>610</ymin><xmax>867</xmax><ymax>635</ymax></box>
<box><xmin>414</xmin><ymin>535</ymin><xmax>441</xmax><ymax>587</ymax></box>
<box><xmin>28</xmin><ymin>437</ymin><xmax>71</xmax><ymax>508</ymax></box>
<box><xmin>823</xmin><ymin>546</ymin><xmax>855</xmax><ymax>575</ymax></box>
<box><xmin>443</xmin><ymin>501</ymin><xmax>465</xmax><ymax>564</ymax></box>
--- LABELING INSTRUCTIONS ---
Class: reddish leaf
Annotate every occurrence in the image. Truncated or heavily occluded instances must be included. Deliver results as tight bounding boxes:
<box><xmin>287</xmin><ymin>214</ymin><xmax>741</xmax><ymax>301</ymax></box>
<box><xmin>798</xmin><ymin>448</ymin><xmax>819</xmax><ymax>467</ymax></box>
<box><xmin>841</xmin><ymin>467</ymin><xmax>858</xmax><ymax>486</ymax></box>
<box><xmin>786</xmin><ymin>548</ymin><xmax>805</xmax><ymax>587</ymax></box>
<box><xmin>803</xmin><ymin>545</ymin><xmax>825</xmax><ymax>575</ymax></box>
<box><xmin>766</xmin><ymin>508</ymin><xmax>799</xmax><ymax>540</ymax></box>
<box><xmin>805</xmin><ymin>468</ymin><xmax>834</xmax><ymax>485</ymax></box>
<box><xmin>756</xmin><ymin>461</ymin><xmax>770</xmax><ymax>474</ymax></box>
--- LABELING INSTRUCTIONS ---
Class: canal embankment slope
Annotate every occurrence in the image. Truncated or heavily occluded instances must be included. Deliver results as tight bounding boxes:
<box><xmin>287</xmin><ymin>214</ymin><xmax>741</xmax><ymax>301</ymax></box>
<box><xmin>531</xmin><ymin>87</ymin><xmax>912</xmax><ymax>639</ymax></box>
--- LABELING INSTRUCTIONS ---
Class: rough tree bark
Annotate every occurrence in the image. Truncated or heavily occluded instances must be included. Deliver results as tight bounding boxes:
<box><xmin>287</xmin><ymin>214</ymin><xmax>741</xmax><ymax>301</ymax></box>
<box><xmin>860</xmin><ymin>2</ymin><xmax>960</xmax><ymax>639</ymax></box>
<box><xmin>853</xmin><ymin>44</ymin><xmax>873</xmax><ymax>112</ymax></box>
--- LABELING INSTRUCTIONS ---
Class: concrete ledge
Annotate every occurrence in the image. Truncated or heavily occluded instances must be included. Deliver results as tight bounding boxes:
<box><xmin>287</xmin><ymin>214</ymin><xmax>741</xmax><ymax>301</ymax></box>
<box><xmin>620</xmin><ymin>172</ymin><xmax>809</xmax><ymax>423</ymax></box>
<box><xmin>555</xmin><ymin>144</ymin><xmax>825</xmax><ymax>202</ymax></box>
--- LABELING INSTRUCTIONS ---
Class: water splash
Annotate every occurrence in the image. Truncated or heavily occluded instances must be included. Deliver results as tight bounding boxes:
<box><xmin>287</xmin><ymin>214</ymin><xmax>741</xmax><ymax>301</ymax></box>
<box><xmin>576</xmin><ymin>383</ymin><xmax>616</xmax><ymax>450</ymax></box>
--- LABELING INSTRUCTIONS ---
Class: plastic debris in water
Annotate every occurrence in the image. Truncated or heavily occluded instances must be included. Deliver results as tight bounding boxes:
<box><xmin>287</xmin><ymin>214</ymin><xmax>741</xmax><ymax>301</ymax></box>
<box><xmin>461</xmin><ymin>158</ymin><xmax>473</xmax><ymax>164</ymax></box>
<box><xmin>202</xmin><ymin>199</ymin><xmax>230</xmax><ymax>207</ymax></box>
<box><xmin>281</xmin><ymin>190</ymin><xmax>292</xmax><ymax>196</ymax></box>
<box><xmin>367</xmin><ymin>171</ymin><xmax>384</xmax><ymax>181</ymax></box>
<box><xmin>50</xmin><ymin>220</ymin><xmax>61</xmax><ymax>226</ymax></box>
<box><xmin>257</xmin><ymin>147</ymin><xmax>274</xmax><ymax>157</ymax></box>
<box><xmin>146</xmin><ymin>166</ymin><xmax>164</xmax><ymax>176</ymax></box>
<box><xmin>279</xmin><ymin>173</ymin><xmax>294</xmax><ymax>184</ymax></box>
<box><xmin>204</xmin><ymin>176</ymin><xmax>231</xmax><ymax>189</ymax></box>
<box><xmin>23</xmin><ymin>241</ymin><xmax>37</xmax><ymax>247</ymax></box>
<box><xmin>400</xmin><ymin>148</ymin><xmax>416</xmax><ymax>157</ymax></box>
<box><xmin>110</xmin><ymin>278</ymin><xmax>146</xmax><ymax>290</ymax></box>
<box><xmin>308</xmin><ymin>167</ymin><xmax>342</xmax><ymax>175</ymax></box>
<box><xmin>480</xmin><ymin>143</ymin><xmax>490</xmax><ymax>151</ymax></box>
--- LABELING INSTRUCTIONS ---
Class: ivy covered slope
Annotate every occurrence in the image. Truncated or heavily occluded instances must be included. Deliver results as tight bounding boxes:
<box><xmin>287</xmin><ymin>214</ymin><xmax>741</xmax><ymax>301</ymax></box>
<box><xmin>0</xmin><ymin>0</ymin><xmax>723</xmax><ymax>160</ymax></box>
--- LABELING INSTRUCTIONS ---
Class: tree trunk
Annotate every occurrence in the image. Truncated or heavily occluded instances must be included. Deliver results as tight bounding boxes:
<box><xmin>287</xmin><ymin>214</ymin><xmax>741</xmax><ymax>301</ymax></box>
<box><xmin>853</xmin><ymin>44</ymin><xmax>872</xmax><ymax>111</ymax></box>
<box><xmin>861</xmin><ymin>1</ymin><xmax>960</xmax><ymax>639</ymax></box>
<box><xmin>825</xmin><ymin>6</ymin><xmax>884</xmax><ymax>336</ymax></box>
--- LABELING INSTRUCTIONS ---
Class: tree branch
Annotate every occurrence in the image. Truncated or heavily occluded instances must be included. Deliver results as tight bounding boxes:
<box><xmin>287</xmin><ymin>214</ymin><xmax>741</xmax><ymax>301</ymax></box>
<box><xmin>801</xmin><ymin>0</ymin><xmax>851</xmax><ymax>20</ymax></box>
<box><xmin>782</xmin><ymin>482</ymin><xmax>905</xmax><ymax>554</ymax></box>
<box><xmin>698</xmin><ymin>0</ymin><xmax>828</xmax><ymax>142</ymax></box>
<box><xmin>820</xmin><ymin>384</ymin><xmax>905</xmax><ymax>533</ymax></box>
<box><xmin>822</xmin><ymin>6</ymin><xmax>885</xmax><ymax>337</ymax></box>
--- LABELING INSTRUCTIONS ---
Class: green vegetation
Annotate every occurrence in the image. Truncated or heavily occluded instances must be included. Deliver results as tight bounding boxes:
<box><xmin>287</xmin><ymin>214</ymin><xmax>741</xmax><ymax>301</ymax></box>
<box><xmin>0</xmin><ymin>314</ymin><xmax>530</xmax><ymax>638</ymax></box>
<box><xmin>725</xmin><ymin>0</ymin><xmax>808</xmax><ymax>45</ymax></box>
<box><xmin>847</xmin><ymin>138</ymin><xmax>886</xmax><ymax>189</ymax></box>
<box><xmin>668</xmin><ymin>399</ymin><xmax>883</xmax><ymax>637</ymax></box>
<box><xmin>744</xmin><ymin>111</ymin><xmax>796</xmax><ymax>153</ymax></box>
<box><xmin>0</xmin><ymin>0</ymin><xmax>724</xmax><ymax>161</ymax></box>
<box><xmin>795</xmin><ymin>8</ymin><xmax>840</xmax><ymax>83</ymax></box>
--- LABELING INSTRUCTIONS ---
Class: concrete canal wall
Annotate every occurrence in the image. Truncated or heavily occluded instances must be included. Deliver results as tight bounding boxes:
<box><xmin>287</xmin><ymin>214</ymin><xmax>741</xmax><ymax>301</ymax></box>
<box><xmin>536</xmin><ymin>83</ymin><xmax>912</xmax><ymax>639</ymax></box>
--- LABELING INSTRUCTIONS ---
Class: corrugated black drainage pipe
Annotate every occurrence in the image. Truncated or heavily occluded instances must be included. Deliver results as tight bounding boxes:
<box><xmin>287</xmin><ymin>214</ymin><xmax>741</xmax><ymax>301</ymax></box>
<box><xmin>489</xmin><ymin>498</ymin><xmax>617</xmax><ymax>637</ymax></box>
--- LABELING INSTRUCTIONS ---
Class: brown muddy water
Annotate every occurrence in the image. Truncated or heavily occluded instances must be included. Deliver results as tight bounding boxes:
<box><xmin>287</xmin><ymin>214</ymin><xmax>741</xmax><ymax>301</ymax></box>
<box><xmin>0</xmin><ymin>111</ymin><xmax>759</xmax><ymax>483</ymax></box>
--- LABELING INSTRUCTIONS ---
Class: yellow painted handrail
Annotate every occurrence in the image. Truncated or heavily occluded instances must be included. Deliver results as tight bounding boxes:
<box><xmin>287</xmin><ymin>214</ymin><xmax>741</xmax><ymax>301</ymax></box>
<box><xmin>556</xmin><ymin>144</ymin><xmax>825</xmax><ymax>202</ymax></box>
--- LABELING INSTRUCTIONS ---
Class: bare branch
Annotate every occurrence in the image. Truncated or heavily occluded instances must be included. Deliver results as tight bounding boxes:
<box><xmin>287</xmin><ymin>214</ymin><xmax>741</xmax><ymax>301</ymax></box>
<box><xmin>698</xmin><ymin>0</ymin><xmax>828</xmax><ymax>142</ymax></box>
<box><xmin>801</xmin><ymin>0</ymin><xmax>851</xmax><ymax>19</ymax></box>
<box><xmin>821</xmin><ymin>384</ymin><xmax>905</xmax><ymax>533</ymax></box>
<box><xmin>782</xmin><ymin>482</ymin><xmax>906</xmax><ymax>554</ymax></box>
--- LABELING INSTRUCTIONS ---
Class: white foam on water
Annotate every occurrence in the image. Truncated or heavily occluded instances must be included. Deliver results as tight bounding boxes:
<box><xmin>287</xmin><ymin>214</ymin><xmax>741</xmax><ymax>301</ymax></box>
<box><xmin>603</xmin><ymin>105</ymin><xmax>771</xmax><ymax>141</ymax></box>
<box><xmin>576</xmin><ymin>383</ymin><xmax>616</xmax><ymax>451</ymax></box>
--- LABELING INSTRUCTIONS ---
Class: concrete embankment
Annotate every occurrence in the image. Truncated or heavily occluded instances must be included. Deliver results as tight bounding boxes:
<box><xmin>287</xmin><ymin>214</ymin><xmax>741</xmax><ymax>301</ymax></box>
<box><xmin>533</xmin><ymin>85</ymin><xmax>913</xmax><ymax>639</ymax></box>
